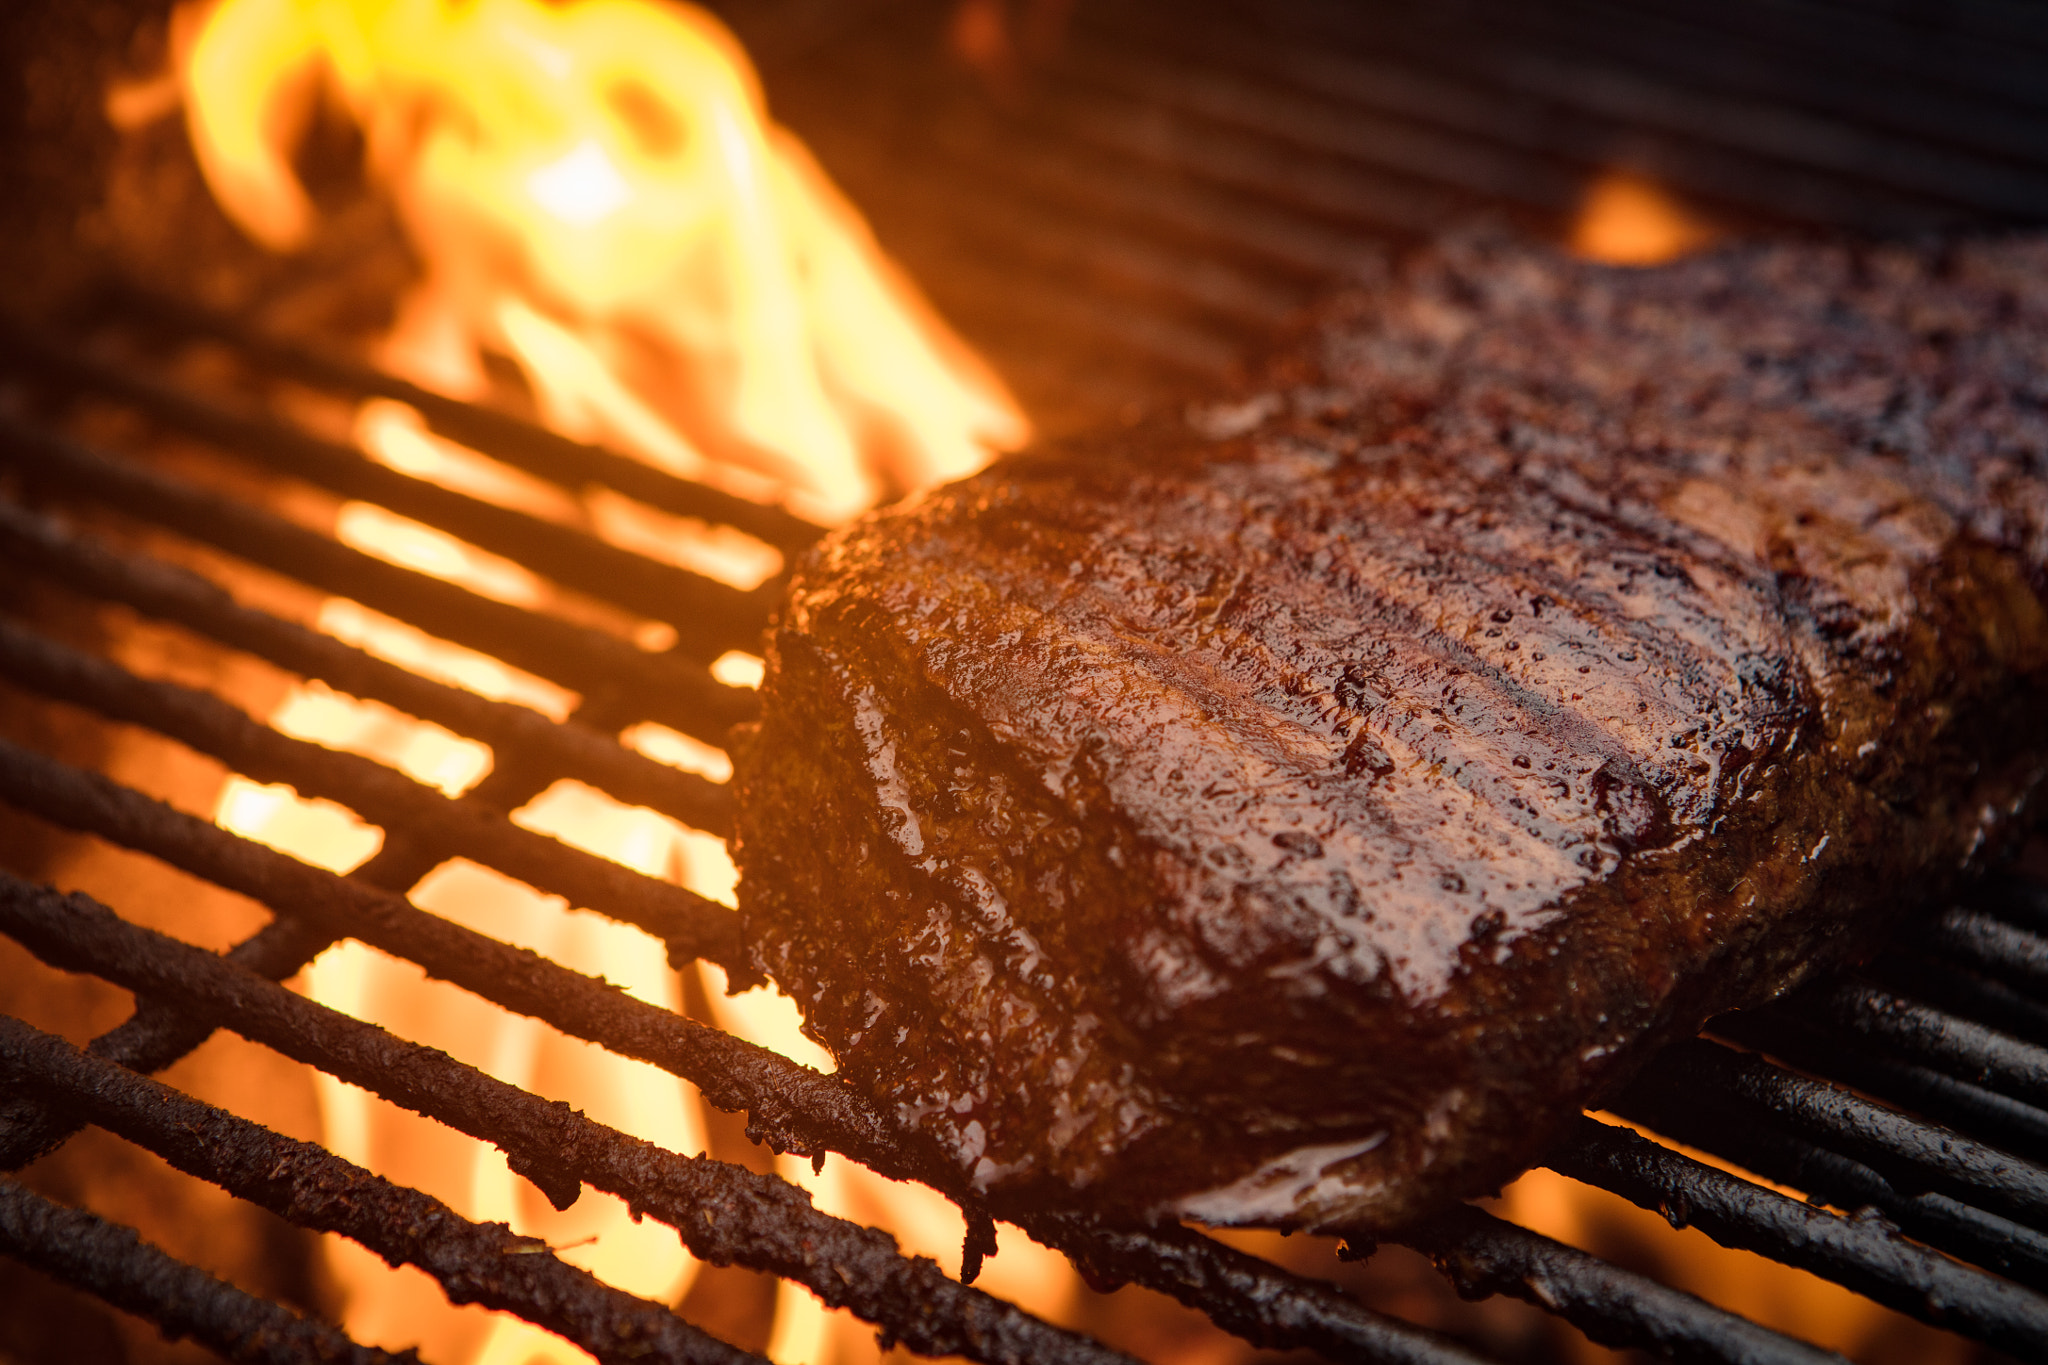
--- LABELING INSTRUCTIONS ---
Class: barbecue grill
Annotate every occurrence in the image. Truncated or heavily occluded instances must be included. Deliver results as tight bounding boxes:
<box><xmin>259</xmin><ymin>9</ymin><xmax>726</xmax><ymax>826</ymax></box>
<box><xmin>4</xmin><ymin>1</ymin><xmax>2048</xmax><ymax>1362</ymax></box>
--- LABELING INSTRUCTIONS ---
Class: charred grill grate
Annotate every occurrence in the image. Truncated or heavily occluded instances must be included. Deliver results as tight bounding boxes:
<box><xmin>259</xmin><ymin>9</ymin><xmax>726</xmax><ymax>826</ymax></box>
<box><xmin>0</xmin><ymin>285</ymin><xmax>2046</xmax><ymax>1365</ymax></box>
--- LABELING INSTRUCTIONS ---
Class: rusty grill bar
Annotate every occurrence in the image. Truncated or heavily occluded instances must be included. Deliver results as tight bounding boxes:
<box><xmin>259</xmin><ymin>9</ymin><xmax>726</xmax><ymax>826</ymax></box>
<box><xmin>1</xmin><ymin>289</ymin><xmax>2046</xmax><ymax>1365</ymax></box>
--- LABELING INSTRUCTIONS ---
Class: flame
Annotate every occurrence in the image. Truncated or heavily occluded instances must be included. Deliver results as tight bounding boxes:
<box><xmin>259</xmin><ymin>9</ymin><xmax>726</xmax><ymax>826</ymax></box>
<box><xmin>1567</xmin><ymin>170</ymin><xmax>1720</xmax><ymax>267</ymax></box>
<box><xmin>178</xmin><ymin>0</ymin><xmax>1028</xmax><ymax>524</ymax></box>
<box><xmin>163</xmin><ymin>0</ymin><xmax>1063</xmax><ymax>1357</ymax></box>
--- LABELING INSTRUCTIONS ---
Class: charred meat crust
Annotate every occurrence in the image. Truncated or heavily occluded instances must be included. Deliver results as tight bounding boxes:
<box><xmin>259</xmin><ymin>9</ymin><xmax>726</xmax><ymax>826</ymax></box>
<box><xmin>734</xmin><ymin>235</ymin><xmax>2048</xmax><ymax>1231</ymax></box>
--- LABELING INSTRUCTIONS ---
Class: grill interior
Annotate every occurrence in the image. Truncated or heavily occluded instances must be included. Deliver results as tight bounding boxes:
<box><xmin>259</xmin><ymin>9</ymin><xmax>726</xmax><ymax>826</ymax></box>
<box><xmin>4</xmin><ymin>1</ymin><xmax>2048</xmax><ymax>1363</ymax></box>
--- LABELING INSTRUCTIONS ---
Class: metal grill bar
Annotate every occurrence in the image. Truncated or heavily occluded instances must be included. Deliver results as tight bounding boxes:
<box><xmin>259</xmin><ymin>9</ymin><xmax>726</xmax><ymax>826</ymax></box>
<box><xmin>1394</xmin><ymin>1205</ymin><xmax>1842</xmax><ymax>1365</ymax></box>
<box><xmin>1908</xmin><ymin>906</ymin><xmax>2048</xmax><ymax>996</ymax></box>
<box><xmin>0</xmin><ymin>1177</ymin><xmax>411</xmax><ymax>1365</ymax></box>
<box><xmin>1015</xmin><ymin>1215</ymin><xmax>1491</xmax><ymax>1365</ymax></box>
<box><xmin>0</xmin><ymin>741</ymin><xmax>907</xmax><ymax>1175</ymax></box>
<box><xmin>0</xmin><ymin>501</ymin><xmax>733</xmax><ymax>835</ymax></box>
<box><xmin>911</xmin><ymin>115</ymin><xmax>1366</xmax><ymax>284</ymax></box>
<box><xmin>1712</xmin><ymin>1006</ymin><xmax>2048</xmax><ymax>1159</ymax></box>
<box><xmin>92</xmin><ymin>283</ymin><xmax>825</xmax><ymax>554</ymax></box>
<box><xmin>0</xmin><ymin>617</ymin><xmax>745</xmax><ymax>973</ymax></box>
<box><xmin>1991</xmin><ymin>878</ymin><xmax>2048</xmax><ymax>932</ymax></box>
<box><xmin>1778</xmin><ymin>981</ymin><xmax>2048</xmax><ymax>1111</ymax></box>
<box><xmin>0</xmin><ymin>416</ymin><xmax>754</xmax><ymax>747</ymax></box>
<box><xmin>1059</xmin><ymin>46</ymin><xmax>1591</xmax><ymax>217</ymax></box>
<box><xmin>1612</xmin><ymin>1052</ymin><xmax>2048</xmax><ymax>1291</ymax></box>
<box><xmin>1544</xmin><ymin>1116</ymin><xmax>2048</xmax><ymax>1355</ymax></box>
<box><xmin>0</xmin><ymin>682</ymin><xmax>670</xmax><ymax>1204</ymax></box>
<box><xmin>1</xmin><ymin>325</ymin><xmax>772</xmax><ymax>660</ymax></box>
<box><xmin>1877</xmin><ymin>952</ymin><xmax>2048</xmax><ymax>1050</ymax></box>
<box><xmin>0</xmin><ymin>911</ymin><xmax>336</xmax><ymax>1173</ymax></box>
<box><xmin>1628</xmin><ymin>1039</ymin><xmax>2048</xmax><ymax>1231</ymax></box>
<box><xmin>729</xmin><ymin>0</ymin><xmax>2048</xmax><ymax>431</ymax></box>
<box><xmin>1436</xmin><ymin>0</ymin><xmax>2048</xmax><ymax>171</ymax></box>
<box><xmin>1095</xmin><ymin>1</ymin><xmax>2040</xmax><ymax>225</ymax></box>
<box><xmin>0</xmin><ymin>875</ymin><xmax>1146</xmax><ymax>1365</ymax></box>
<box><xmin>0</xmin><ymin>1016</ymin><xmax>769</xmax><ymax>1365</ymax></box>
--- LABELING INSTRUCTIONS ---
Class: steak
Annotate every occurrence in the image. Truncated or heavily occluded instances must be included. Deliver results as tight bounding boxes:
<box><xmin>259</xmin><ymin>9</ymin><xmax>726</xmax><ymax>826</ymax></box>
<box><xmin>732</xmin><ymin>234</ymin><xmax>2048</xmax><ymax>1231</ymax></box>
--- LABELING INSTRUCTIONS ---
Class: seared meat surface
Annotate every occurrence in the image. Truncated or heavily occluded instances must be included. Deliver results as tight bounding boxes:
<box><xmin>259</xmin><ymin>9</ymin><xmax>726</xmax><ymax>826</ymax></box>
<box><xmin>734</xmin><ymin>236</ymin><xmax>2048</xmax><ymax>1230</ymax></box>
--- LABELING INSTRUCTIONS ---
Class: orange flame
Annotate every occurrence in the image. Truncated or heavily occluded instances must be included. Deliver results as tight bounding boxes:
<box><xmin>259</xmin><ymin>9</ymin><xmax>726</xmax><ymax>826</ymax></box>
<box><xmin>179</xmin><ymin>0</ymin><xmax>1027</xmax><ymax>523</ymax></box>
<box><xmin>1567</xmin><ymin>170</ymin><xmax>1720</xmax><ymax>267</ymax></box>
<box><xmin>164</xmin><ymin>1</ymin><xmax>1062</xmax><ymax>1360</ymax></box>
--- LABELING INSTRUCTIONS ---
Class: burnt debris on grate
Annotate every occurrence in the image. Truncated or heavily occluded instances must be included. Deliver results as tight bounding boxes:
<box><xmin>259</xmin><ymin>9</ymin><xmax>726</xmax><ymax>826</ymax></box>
<box><xmin>1</xmin><ymin>294</ymin><xmax>2047</xmax><ymax>1365</ymax></box>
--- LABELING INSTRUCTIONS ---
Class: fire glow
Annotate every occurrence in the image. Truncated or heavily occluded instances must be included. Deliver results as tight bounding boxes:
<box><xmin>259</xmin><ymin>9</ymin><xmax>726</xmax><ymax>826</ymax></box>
<box><xmin>165</xmin><ymin>0</ymin><xmax>1057</xmax><ymax>1360</ymax></box>
<box><xmin>179</xmin><ymin>0</ymin><xmax>1028</xmax><ymax>525</ymax></box>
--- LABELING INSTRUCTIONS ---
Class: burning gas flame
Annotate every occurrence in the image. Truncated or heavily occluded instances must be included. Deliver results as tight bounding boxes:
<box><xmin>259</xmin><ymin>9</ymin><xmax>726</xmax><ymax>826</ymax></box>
<box><xmin>178</xmin><ymin>0</ymin><xmax>1027</xmax><ymax>523</ymax></box>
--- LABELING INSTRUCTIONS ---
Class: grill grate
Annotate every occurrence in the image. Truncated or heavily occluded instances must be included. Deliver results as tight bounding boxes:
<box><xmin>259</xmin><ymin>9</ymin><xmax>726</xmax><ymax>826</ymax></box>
<box><xmin>1</xmin><ymin>284</ymin><xmax>2046</xmax><ymax>1365</ymax></box>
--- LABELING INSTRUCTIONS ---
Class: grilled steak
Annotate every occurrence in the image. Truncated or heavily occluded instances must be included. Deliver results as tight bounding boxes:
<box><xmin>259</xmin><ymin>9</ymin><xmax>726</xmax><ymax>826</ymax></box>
<box><xmin>733</xmin><ymin>235</ymin><xmax>2048</xmax><ymax>1230</ymax></box>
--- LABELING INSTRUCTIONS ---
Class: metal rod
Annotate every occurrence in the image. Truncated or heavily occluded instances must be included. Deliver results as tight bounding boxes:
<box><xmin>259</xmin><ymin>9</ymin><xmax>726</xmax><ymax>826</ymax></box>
<box><xmin>0</xmin><ymin>501</ymin><xmax>734</xmax><ymax>836</ymax></box>
<box><xmin>813</xmin><ymin>153</ymin><xmax>1297</xmax><ymax>338</ymax></box>
<box><xmin>0</xmin><ymin>915</ymin><xmax>332</xmax><ymax>1172</ymax></box>
<box><xmin>1613</xmin><ymin>1059</ymin><xmax>2048</xmax><ymax>1290</ymax></box>
<box><xmin>1987</xmin><ymin>876</ymin><xmax>2048</xmax><ymax>936</ymax></box>
<box><xmin>0</xmin><ymin>415</ymin><xmax>755</xmax><ymax>747</ymax></box>
<box><xmin>1631</xmin><ymin>1039</ymin><xmax>2048</xmax><ymax>1231</ymax></box>
<box><xmin>1870</xmin><ymin>952</ymin><xmax>2048</xmax><ymax>1054</ymax></box>
<box><xmin>1393</xmin><ymin>1204</ymin><xmax>1844</xmax><ymax>1365</ymax></box>
<box><xmin>1220</xmin><ymin>0</ymin><xmax>2030</xmax><ymax>222</ymax></box>
<box><xmin>1060</xmin><ymin>43</ymin><xmax>1590</xmax><ymax>216</ymax></box>
<box><xmin>0</xmin><ymin>1016</ymin><xmax>768</xmax><ymax>1365</ymax></box>
<box><xmin>1031</xmin><ymin>79</ymin><xmax>1467</xmax><ymax>239</ymax></box>
<box><xmin>0</xmin><ymin>875</ymin><xmax>1148</xmax><ymax>1365</ymax></box>
<box><xmin>1016</xmin><ymin>1213</ymin><xmax>1496</xmax><ymax>1365</ymax></box>
<box><xmin>0</xmin><ymin>322</ymin><xmax>772</xmax><ymax>659</ymax></box>
<box><xmin>0</xmin><ymin>617</ymin><xmax>746</xmax><ymax>974</ymax></box>
<box><xmin>1713</xmin><ymin>1007</ymin><xmax>2048</xmax><ymax>1158</ymax></box>
<box><xmin>1908</xmin><ymin>906</ymin><xmax>2048</xmax><ymax>996</ymax></box>
<box><xmin>0</xmin><ymin>1176</ymin><xmax>415</xmax><ymax>1365</ymax></box>
<box><xmin>95</xmin><ymin>282</ymin><xmax>826</xmax><ymax>554</ymax></box>
<box><xmin>911</xmin><ymin>109</ymin><xmax>1364</xmax><ymax>282</ymax></box>
<box><xmin>1476</xmin><ymin>0</ymin><xmax>2048</xmax><ymax>169</ymax></box>
<box><xmin>1544</xmin><ymin>1116</ymin><xmax>2048</xmax><ymax>1356</ymax></box>
<box><xmin>1073</xmin><ymin>1</ymin><xmax>1945</xmax><ymax>235</ymax></box>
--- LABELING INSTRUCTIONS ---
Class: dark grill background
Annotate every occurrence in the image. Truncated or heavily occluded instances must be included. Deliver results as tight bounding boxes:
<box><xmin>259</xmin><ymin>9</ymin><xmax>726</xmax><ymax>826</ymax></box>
<box><xmin>3</xmin><ymin>1</ymin><xmax>2048</xmax><ymax>1363</ymax></box>
<box><xmin>719</xmin><ymin>0</ymin><xmax>2048</xmax><ymax>431</ymax></box>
